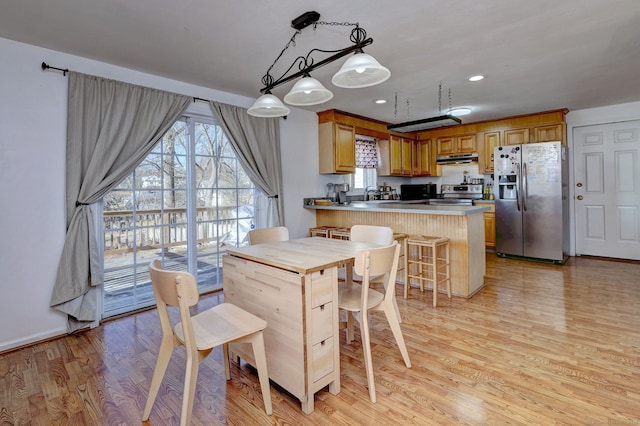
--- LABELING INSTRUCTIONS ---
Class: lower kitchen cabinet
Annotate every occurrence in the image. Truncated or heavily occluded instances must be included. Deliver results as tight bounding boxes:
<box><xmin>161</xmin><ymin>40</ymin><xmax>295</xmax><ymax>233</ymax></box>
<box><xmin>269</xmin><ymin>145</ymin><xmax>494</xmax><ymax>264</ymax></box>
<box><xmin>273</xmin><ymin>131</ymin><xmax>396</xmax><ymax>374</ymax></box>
<box><xmin>476</xmin><ymin>201</ymin><xmax>495</xmax><ymax>249</ymax></box>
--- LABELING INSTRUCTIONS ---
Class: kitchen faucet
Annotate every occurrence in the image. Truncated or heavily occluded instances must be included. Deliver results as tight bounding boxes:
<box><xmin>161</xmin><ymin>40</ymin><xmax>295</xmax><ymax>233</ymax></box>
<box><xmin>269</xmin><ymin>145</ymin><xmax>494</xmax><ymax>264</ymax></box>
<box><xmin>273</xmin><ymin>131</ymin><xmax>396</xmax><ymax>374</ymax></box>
<box><xmin>365</xmin><ymin>186</ymin><xmax>378</xmax><ymax>201</ymax></box>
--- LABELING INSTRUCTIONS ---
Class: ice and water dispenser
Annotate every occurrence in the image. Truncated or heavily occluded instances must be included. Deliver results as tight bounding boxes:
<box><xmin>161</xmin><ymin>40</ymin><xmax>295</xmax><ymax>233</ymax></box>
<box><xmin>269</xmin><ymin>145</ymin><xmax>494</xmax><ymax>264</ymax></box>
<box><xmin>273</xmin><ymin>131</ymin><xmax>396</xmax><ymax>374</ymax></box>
<box><xmin>494</xmin><ymin>146</ymin><xmax>520</xmax><ymax>200</ymax></box>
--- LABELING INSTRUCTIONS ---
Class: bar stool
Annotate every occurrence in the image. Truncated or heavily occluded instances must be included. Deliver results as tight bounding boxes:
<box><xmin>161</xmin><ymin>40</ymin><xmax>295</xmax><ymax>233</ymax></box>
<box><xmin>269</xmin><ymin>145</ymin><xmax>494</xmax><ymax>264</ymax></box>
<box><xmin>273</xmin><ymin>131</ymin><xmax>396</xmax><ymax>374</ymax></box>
<box><xmin>404</xmin><ymin>235</ymin><xmax>451</xmax><ymax>307</ymax></box>
<box><xmin>330</xmin><ymin>227</ymin><xmax>351</xmax><ymax>240</ymax></box>
<box><xmin>392</xmin><ymin>233</ymin><xmax>407</xmax><ymax>283</ymax></box>
<box><xmin>309</xmin><ymin>226</ymin><xmax>336</xmax><ymax>238</ymax></box>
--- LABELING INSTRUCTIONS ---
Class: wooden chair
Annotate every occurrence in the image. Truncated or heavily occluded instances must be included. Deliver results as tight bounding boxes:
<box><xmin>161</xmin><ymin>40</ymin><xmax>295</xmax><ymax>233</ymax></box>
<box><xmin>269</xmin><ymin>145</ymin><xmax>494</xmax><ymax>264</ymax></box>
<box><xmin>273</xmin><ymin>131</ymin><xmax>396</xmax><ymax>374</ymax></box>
<box><xmin>338</xmin><ymin>242</ymin><xmax>412</xmax><ymax>403</ymax></box>
<box><xmin>349</xmin><ymin>225</ymin><xmax>402</xmax><ymax>324</ymax></box>
<box><xmin>248</xmin><ymin>226</ymin><xmax>289</xmax><ymax>245</ymax></box>
<box><xmin>350</xmin><ymin>224</ymin><xmax>394</xmax><ymax>245</ymax></box>
<box><xmin>143</xmin><ymin>259</ymin><xmax>272</xmax><ymax>425</ymax></box>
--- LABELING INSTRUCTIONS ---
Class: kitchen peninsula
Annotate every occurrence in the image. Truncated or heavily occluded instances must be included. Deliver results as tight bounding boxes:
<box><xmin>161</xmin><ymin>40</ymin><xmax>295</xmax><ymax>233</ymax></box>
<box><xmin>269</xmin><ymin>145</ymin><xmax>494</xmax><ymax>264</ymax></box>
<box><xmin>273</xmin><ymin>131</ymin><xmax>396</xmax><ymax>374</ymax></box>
<box><xmin>305</xmin><ymin>202</ymin><xmax>489</xmax><ymax>298</ymax></box>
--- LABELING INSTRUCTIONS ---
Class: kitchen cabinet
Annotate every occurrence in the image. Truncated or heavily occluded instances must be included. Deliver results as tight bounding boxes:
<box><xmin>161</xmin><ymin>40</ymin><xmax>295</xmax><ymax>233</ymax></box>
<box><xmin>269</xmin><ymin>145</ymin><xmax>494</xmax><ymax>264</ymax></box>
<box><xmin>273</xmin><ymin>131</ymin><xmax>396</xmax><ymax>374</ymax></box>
<box><xmin>504</xmin><ymin>128</ymin><xmax>530</xmax><ymax>146</ymax></box>
<box><xmin>436</xmin><ymin>134</ymin><xmax>477</xmax><ymax>155</ymax></box>
<box><xmin>480</xmin><ymin>131</ymin><xmax>500</xmax><ymax>174</ymax></box>
<box><xmin>532</xmin><ymin>123</ymin><xmax>564</xmax><ymax>143</ymax></box>
<box><xmin>318</xmin><ymin>122</ymin><xmax>356</xmax><ymax>174</ymax></box>
<box><xmin>475</xmin><ymin>201</ymin><xmax>495</xmax><ymax>248</ymax></box>
<box><xmin>413</xmin><ymin>139</ymin><xmax>433</xmax><ymax>176</ymax></box>
<box><xmin>378</xmin><ymin>136</ymin><xmax>413</xmax><ymax>176</ymax></box>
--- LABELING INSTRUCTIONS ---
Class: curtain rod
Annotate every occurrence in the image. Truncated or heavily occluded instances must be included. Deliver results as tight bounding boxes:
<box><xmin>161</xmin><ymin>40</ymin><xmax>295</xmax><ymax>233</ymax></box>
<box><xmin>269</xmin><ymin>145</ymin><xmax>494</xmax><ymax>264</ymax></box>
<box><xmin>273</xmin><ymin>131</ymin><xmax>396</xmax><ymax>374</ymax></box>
<box><xmin>42</xmin><ymin>62</ymin><xmax>69</xmax><ymax>76</ymax></box>
<box><xmin>40</xmin><ymin>62</ymin><xmax>267</xmax><ymax>113</ymax></box>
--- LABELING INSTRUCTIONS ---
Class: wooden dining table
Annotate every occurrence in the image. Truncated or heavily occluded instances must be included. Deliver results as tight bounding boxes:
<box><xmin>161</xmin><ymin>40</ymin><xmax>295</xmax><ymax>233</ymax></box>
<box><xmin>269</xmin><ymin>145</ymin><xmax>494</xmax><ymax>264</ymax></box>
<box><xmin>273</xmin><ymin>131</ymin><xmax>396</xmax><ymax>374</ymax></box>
<box><xmin>223</xmin><ymin>237</ymin><xmax>377</xmax><ymax>414</ymax></box>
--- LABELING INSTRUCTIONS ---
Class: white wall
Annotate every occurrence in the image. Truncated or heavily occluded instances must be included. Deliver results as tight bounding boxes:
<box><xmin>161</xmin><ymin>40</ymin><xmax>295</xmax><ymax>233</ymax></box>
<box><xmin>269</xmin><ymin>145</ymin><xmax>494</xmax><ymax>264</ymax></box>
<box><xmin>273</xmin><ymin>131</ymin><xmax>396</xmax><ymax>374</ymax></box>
<box><xmin>0</xmin><ymin>37</ymin><xmax>319</xmax><ymax>351</ymax></box>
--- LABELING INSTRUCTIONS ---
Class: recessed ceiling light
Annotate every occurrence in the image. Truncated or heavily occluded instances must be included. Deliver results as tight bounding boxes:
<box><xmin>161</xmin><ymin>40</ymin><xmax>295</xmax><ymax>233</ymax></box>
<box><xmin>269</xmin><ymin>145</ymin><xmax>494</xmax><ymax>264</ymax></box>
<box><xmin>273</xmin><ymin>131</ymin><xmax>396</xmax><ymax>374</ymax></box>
<box><xmin>449</xmin><ymin>108</ymin><xmax>472</xmax><ymax>116</ymax></box>
<box><xmin>468</xmin><ymin>75</ymin><xmax>485</xmax><ymax>82</ymax></box>
<box><xmin>374</xmin><ymin>99</ymin><xmax>387</xmax><ymax>104</ymax></box>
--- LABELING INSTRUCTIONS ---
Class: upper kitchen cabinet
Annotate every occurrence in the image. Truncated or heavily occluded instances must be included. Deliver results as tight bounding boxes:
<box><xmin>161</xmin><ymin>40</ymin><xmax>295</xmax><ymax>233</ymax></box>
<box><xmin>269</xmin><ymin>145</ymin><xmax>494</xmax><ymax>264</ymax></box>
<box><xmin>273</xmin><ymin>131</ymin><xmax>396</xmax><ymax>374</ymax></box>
<box><xmin>318</xmin><ymin>121</ymin><xmax>356</xmax><ymax>174</ymax></box>
<box><xmin>318</xmin><ymin>109</ymin><xmax>418</xmax><ymax>175</ymax></box>
<box><xmin>378</xmin><ymin>135</ymin><xmax>413</xmax><ymax>176</ymax></box>
<box><xmin>532</xmin><ymin>123</ymin><xmax>565</xmax><ymax>143</ymax></box>
<box><xmin>413</xmin><ymin>139</ymin><xmax>433</xmax><ymax>176</ymax></box>
<box><xmin>503</xmin><ymin>128</ymin><xmax>530</xmax><ymax>146</ymax></box>
<box><xmin>480</xmin><ymin>131</ymin><xmax>500</xmax><ymax>174</ymax></box>
<box><xmin>419</xmin><ymin>109</ymin><xmax>568</xmax><ymax>174</ymax></box>
<box><xmin>435</xmin><ymin>134</ymin><xmax>477</xmax><ymax>155</ymax></box>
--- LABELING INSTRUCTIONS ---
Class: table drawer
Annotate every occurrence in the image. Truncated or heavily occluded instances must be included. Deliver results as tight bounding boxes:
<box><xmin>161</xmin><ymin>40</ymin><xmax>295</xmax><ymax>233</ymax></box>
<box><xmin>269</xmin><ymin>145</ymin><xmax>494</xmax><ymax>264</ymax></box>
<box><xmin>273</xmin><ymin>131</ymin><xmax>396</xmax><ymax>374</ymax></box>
<box><xmin>311</xmin><ymin>268</ymin><xmax>333</xmax><ymax>308</ymax></box>
<box><xmin>312</xmin><ymin>302</ymin><xmax>333</xmax><ymax>344</ymax></box>
<box><xmin>312</xmin><ymin>336</ymin><xmax>334</xmax><ymax>382</ymax></box>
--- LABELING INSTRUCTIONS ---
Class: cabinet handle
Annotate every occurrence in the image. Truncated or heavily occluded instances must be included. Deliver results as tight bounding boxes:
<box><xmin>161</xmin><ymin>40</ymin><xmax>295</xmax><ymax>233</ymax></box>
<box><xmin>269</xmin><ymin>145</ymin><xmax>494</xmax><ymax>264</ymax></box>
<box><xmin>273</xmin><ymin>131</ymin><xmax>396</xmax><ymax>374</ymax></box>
<box><xmin>320</xmin><ymin>304</ymin><xmax>325</xmax><ymax>311</ymax></box>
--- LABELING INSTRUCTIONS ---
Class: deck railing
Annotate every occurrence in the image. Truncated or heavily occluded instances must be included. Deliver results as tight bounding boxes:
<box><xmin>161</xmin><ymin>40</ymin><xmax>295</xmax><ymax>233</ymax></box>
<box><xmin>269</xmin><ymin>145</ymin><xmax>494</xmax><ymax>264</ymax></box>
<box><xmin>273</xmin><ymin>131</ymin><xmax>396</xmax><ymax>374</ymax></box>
<box><xmin>103</xmin><ymin>206</ymin><xmax>240</xmax><ymax>255</ymax></box>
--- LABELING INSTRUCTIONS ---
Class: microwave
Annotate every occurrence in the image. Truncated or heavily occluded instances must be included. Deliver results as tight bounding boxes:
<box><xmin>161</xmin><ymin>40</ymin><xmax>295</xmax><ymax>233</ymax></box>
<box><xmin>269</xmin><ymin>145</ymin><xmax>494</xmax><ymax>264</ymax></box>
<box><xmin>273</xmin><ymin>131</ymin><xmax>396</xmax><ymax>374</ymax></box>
<box><xmin>400</xmin><ymin>184</ymin><xmax>438</xmax><ymax>200</ymax></box>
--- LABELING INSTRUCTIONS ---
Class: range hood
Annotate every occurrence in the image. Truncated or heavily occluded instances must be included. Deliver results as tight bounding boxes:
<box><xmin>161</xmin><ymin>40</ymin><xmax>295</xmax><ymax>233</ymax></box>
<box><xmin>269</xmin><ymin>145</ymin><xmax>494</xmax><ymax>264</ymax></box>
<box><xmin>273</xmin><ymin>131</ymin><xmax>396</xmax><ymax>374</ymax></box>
<box><xmin>387</xmin><ymin>115</ymin><xmax>462</xmax><ymax>133</ymax></box>
<box><xmin>436</xmin><ymin>152</ymin><xmax>479</xmax><ymax>165</ymax></box>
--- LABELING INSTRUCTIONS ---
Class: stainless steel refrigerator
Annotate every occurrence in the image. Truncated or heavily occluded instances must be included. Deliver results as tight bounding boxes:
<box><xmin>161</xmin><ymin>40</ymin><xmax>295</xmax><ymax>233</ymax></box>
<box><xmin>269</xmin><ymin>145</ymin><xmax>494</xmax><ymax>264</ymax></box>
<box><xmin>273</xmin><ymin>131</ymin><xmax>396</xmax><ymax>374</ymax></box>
<box><xmin>493</xmin><ymin>141</ymin><xmax>569</xmax><ymax>263</ymax></box>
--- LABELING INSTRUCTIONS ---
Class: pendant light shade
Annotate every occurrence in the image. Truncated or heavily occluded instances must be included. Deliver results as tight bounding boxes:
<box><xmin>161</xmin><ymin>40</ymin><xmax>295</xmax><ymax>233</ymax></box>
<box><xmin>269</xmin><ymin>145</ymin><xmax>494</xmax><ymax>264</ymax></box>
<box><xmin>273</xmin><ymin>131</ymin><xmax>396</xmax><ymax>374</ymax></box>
<box><xmin>283</xmin><ymin>76</ymin><xmax>334</xmax><ymax>106</ymax></box>
<box><xmin>247</xmin><ymin>93</ymin><xmax>291</xmax><ymax>117</ymax></box>
<box><xmin>332</xmin><ymin>52</ymin><xmax>391</xmax><ymax>88</ymax></box>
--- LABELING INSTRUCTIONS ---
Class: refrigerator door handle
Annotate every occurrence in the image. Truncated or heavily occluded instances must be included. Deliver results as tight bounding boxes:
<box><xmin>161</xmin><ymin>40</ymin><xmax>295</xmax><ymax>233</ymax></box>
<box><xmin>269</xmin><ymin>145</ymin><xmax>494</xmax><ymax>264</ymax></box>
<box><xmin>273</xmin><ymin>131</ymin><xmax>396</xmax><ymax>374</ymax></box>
<box><xmin>515</xmin><ymin>162</ymin><xmax>521</xmax><ymax>211</ymax></box>
<box><xmin>522</xmin><ymin>162</ymin><xmax>527</xmax><ymax>211</ymax></box>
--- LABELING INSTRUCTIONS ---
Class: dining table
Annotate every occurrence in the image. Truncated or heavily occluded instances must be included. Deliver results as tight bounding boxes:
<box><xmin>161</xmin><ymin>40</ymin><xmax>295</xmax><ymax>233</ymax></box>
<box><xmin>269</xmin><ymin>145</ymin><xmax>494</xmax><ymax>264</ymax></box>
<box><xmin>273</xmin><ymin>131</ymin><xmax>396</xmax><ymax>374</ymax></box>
<box><xmin>223</xmin><ymin>237</ymin><xmax>378</xmax><ymax>414</ymax></box>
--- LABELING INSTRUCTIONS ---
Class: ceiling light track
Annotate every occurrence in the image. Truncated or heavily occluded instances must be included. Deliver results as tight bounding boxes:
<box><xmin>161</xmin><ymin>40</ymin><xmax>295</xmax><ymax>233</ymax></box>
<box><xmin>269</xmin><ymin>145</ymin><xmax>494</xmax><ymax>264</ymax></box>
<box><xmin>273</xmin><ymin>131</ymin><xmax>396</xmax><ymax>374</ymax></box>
<box><xmin>248</xmin><ymin>11</ymin><xmax>390</xmax><ymax>117</ymax></box>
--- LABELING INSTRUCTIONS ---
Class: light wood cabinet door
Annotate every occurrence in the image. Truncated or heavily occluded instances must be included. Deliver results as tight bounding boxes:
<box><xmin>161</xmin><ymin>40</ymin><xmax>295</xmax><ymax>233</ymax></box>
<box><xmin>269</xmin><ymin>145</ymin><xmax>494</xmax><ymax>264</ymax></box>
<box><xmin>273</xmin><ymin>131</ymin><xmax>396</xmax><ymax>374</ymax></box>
<box><xmin>436</xmin><ymin>134</ymin><xmax>477</xmax><ymax>155</ymax></box>
<box><xmin>484</xmin><ymin>211</ymin><xmax>496</xmax><ymax>248</ymax></box>
<box><xmin>400</xmin><ymin>137</ymin><xmax>413</xmax><ymax>176</ymax></box>
<box><xmin>436</xmin><ymin>136</ymin><xmax>456</xmax><ymax>155</ymax></box>
<box><xmin>379</xmin><ymin>136</ymin><xmax>414</xmax><ymax>176</ymax></box>
<box><xmin>389</xmin><ymin>135</ymin><xmax>403</xmax><ymax>175</ymax></box>
<box><xmin>476</xmin><ymin>202</ymin><xmax>496</xmax><ymax>248</ymax></box>
<box><xmin>334</xmin><ymin>123</ymin><xmax>356</xmax><ymax>173</ymax></box>
<box><xmin>318</xmin><ymin>122</ymin><xmax>355</xmax><ymax>174</ymax></box>
<box><xmin>481</xmin><ymin>131</ymin><xmax>501</xmax><ymax>173</ymax></box>
<box><xmin>533</xmin><ymin>124</ymin><xmax>564</xmax><ymax>143</ymax></box>
<box><xmin>504</xmin><ymin>128</ymin><xmax>530</xmax><ymax>145</ymax></box>
<box><xmin>413</xmin><ymin>139</ymin><xmax>432</xmax><ymax>176</ymax></box>
<box><xmin>458</xmin><ymin>134</ymin><xmax>477</xmax><ymax>153</ymax></box>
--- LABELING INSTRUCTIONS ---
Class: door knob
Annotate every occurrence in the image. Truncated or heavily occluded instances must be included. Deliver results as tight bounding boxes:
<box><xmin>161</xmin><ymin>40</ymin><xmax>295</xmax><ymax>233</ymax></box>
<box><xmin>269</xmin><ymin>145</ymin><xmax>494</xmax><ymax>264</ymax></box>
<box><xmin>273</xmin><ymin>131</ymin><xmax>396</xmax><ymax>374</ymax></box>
<box><xmin>576</xmin><ymin>183</ymin><xmax>583</xmax><ymax>187</ymax></box>
<box><xmin>577</xmin><ymin>195</ymin><xmax>584</xmax><ymax>200</ymax></box>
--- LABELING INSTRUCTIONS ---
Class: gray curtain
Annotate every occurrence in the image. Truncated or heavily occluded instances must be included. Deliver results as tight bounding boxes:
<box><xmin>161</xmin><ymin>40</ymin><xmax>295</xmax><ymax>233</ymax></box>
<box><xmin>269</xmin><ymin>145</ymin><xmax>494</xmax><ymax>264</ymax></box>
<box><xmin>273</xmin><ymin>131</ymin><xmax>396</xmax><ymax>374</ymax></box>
<box><xmin>51</xmin><ymin>72</ymin><xmax>191</xmax><ymax>332</ymax></box>
<box><xmin>209</xmin><ymin>101</ymin><xmax>284</xmax><ymax>226</ymax></box>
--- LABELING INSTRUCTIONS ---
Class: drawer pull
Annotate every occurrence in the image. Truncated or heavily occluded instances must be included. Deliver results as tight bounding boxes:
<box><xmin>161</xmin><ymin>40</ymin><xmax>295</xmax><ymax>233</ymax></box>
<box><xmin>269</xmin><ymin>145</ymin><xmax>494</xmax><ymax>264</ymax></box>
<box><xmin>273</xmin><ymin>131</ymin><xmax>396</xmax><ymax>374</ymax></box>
<box><xmin>320</xmin><ymin>304</ymin><xmax>325</xmax><ymax>311</ymax></box>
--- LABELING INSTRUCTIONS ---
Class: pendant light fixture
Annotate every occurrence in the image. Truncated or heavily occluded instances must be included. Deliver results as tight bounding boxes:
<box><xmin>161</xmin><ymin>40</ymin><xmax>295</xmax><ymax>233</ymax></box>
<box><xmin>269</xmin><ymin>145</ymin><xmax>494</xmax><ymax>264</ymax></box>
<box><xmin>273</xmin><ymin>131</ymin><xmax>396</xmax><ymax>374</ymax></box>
<box><xmin>248</xmin><ymin>11</ymin><xmax>390</xmax><ymax>117</ymax></box>
<box><xmin>247</xmin><ymin>93</ymin><xmax>291</xmax><ymax>117</ymax></box>
<box><xmin>283</xmin><ymin>75</ymin><xmax>333</xmax><ymax>106</ymax></box>
<box><xmin>332</xmin><ymin>52</ymin><xmax>390</xmax><ymax>88</ymax></box>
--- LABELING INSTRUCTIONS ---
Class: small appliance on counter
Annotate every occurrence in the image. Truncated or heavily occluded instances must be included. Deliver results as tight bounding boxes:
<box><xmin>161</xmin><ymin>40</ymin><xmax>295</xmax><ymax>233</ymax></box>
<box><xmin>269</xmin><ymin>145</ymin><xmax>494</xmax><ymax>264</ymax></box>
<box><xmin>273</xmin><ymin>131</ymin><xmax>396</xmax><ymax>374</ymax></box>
<box><xmin>400</xmin><ymin>184</ymin><xmax>438</xmax><ymax>201</ymax></box>
<box><xmin>335</xmin><ymin>183</ymin><xmax>350</xmax><ymax>204</ymax></box>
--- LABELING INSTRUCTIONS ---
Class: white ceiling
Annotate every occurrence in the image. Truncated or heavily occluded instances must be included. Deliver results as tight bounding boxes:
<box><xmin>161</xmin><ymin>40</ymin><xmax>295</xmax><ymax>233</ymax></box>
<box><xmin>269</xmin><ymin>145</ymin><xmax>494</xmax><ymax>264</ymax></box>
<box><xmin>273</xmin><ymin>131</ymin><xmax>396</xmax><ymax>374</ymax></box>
<box><xmin>2</xmin><ymin>0</ymin><xmax>639</xmax><ymax>125</ymax></box>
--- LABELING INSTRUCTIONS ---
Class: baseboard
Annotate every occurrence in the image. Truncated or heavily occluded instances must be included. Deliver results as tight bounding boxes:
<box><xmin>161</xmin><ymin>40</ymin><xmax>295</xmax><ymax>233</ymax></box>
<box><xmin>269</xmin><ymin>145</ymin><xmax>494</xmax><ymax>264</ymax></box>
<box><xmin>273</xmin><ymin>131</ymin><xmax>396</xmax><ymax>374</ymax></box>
<box><xmin>0</xmin><ymin>327</ymin><xmax>68</xmax><ymax>354</ymax></box>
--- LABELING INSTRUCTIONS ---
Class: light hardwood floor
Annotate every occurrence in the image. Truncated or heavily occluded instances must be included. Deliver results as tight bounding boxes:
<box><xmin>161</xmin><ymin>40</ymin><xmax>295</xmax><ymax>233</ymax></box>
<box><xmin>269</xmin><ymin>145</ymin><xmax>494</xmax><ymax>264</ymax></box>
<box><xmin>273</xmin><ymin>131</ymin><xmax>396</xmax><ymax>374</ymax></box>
<box><xmin>1</xmin><ymin>253</ymin><xmax>639</xmax><ymax>425</ymax></box>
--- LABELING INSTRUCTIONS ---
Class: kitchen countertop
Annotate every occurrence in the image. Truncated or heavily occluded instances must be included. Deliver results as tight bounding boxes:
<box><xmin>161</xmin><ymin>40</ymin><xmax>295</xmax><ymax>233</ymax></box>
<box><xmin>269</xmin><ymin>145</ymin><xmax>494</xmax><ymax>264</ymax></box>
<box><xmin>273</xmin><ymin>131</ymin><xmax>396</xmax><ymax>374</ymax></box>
<box><xmin>304</xmin><ymin>201</ymin><xmax>489</xmax><ymax>216</ymax></box>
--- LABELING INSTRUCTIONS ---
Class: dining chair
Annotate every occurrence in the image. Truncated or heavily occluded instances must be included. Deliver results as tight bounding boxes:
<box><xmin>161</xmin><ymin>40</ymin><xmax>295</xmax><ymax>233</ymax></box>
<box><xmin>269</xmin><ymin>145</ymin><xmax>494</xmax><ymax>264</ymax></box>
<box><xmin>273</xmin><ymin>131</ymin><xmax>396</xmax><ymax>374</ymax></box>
<box><xmin>349</xmin><ymin>225</ymin><xmax>402</xmax><ymax>324</ymax></box>
<box><xmin>143</xmin><ymin>259</ymin><xmax>272</xmax><ymax>425</ymax></box>
<box><xmin>338</xmin><ymin>242</ymin><xmax>412</xmax><ymax>403</ymax></box>
<box><xmin>248</xmin><ymin>226</ymin><xmax>289</xmax><ymax>245</ymax></box>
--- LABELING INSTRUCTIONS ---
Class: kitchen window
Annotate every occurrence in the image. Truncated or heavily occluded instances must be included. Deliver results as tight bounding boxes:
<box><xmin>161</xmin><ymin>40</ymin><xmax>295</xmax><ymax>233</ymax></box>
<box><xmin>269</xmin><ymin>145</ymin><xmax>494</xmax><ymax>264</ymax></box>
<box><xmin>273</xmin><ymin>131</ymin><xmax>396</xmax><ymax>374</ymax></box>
<box><xmin>352</xmin><ymin>137</ymin><xmax>378</xmax><ymax>190</ymax></box>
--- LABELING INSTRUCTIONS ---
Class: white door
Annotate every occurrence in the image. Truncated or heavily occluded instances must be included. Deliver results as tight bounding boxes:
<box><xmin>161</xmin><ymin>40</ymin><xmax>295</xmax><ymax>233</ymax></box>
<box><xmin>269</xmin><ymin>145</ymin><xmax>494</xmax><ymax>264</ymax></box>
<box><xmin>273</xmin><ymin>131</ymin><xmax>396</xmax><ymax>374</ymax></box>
<box><xmin>573</xmin><ymin>120</ymin><xmax>640</xmax><ymax>260</ymax></box>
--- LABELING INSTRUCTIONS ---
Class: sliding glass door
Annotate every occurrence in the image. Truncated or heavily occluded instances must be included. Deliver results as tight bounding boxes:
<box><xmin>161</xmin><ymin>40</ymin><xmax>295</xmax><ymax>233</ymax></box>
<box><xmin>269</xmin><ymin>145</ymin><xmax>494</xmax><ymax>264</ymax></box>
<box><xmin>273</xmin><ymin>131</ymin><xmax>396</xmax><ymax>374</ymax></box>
<box><xmin>102</xmin><ymin>116</ymin><xmax>255</xmax><ymax>318</ymax></box>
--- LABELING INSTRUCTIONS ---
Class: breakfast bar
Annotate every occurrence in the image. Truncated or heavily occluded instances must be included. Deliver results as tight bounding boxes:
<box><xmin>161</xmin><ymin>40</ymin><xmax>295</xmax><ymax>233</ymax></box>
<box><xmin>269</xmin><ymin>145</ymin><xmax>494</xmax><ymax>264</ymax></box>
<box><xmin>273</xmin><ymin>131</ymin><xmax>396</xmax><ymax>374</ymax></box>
<box><xmin>305</xmin><ymin>201</ymin><xmax>489</xmax><ymax>298</ymax></box>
